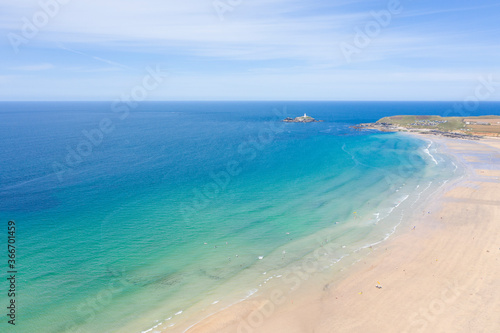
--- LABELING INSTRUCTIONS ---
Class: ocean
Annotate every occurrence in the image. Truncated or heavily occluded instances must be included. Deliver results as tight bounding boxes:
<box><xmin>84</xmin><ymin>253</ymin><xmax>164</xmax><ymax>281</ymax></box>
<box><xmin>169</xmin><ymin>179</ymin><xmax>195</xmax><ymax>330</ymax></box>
<box><xmin>0</xmin><ymin>101</ymin><xmax>498</xmax><ymax>332</ymax></box>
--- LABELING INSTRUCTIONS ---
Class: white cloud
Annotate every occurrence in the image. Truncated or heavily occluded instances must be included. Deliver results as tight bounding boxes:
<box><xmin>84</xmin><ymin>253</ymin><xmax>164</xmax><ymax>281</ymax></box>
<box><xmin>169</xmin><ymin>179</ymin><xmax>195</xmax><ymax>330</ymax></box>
<box><xmin>401</xmin><ymin>3</ymin><xmax>500</xmax><ymax>18</ymax></box>
<box><xmin>0</xmin><ymin>0</ymin><xmax>370</xmax><ymax>63</ymax></box>
<box><xmin>1</xmin><ymin>0</ymin><xmax>499</xmax><ymax>100</ymax></box>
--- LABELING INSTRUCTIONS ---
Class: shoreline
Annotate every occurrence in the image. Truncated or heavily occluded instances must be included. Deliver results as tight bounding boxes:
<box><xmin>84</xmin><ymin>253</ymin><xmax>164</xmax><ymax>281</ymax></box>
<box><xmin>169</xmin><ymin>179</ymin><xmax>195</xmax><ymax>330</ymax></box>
<box><xmin>121</xmin><ymin>131</ymin><xmax>453</xmax><ymax>333</ymax></box>
<box><xmin>159</xmin><ymin>134</ymin><xmax>500</xmax><ymax>333</ymax></box>
<box><xmin>355</xmin><ymin>114</ymin><xmax>500</xmax><ymax>139</ymax></box>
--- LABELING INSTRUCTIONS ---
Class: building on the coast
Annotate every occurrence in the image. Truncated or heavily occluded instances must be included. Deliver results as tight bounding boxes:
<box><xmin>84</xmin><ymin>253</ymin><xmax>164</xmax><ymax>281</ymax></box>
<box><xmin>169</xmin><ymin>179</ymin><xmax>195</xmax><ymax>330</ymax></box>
<box><xmin>466</xmin><ymin>121</ymin><xmax>491</xmax><ymax>125</ymax></box>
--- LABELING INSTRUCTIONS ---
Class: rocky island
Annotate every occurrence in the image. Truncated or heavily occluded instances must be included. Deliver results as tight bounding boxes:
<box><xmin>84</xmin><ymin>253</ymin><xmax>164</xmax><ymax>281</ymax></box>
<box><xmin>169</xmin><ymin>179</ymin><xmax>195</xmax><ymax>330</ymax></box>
<box><xmin>283</xmin><ymin>113</ymin><xmax>323</xmax><ymax>123</ymax></box>
<box><xmin>353</xmin><ymin>115</ymin><xmax>500</xmax><ymax>139</ymax></box>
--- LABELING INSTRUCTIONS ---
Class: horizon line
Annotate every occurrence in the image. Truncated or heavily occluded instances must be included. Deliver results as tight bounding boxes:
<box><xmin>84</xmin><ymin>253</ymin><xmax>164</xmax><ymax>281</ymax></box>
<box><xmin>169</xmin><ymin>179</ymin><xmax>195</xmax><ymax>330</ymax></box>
<box><xmin>2</xmin><ymin>100</ymin><xmax>500</xmax><ymax>103</ymax></box>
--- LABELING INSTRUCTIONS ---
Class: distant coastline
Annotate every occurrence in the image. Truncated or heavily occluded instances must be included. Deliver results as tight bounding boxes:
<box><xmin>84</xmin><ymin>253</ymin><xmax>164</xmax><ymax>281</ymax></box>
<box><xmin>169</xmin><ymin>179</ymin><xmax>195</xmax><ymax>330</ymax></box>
<box><xmin>353</xmin><ymin>115</ymin><xmax>500</xmax><ymax>139</ymax></box>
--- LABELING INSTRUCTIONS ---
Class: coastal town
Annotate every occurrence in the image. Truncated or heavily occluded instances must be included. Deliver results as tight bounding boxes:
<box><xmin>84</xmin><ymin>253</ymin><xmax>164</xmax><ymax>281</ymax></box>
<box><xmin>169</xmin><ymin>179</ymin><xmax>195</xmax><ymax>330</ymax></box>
<box><xmin>354</xmin><ymin>115</ymin><xmax>500</xmax><ymax>139</ymax></box>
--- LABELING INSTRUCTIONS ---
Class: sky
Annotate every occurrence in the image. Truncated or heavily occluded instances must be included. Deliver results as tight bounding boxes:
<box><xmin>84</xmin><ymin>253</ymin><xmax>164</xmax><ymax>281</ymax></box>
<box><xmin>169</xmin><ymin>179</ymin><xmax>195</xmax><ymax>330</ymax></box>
<box><xmin>1</xmin><ymin>0</ymin><xmax>500</xmax><ymax>101</ymax></box>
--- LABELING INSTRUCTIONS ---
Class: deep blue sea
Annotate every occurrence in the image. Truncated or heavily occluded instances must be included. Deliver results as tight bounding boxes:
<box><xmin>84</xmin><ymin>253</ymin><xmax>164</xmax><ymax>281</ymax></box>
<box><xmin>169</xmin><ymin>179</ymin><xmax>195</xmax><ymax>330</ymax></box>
<box><xmin>0</xmin><ymin>101</ymin><xmax>499</xmax><ymax>332</ymax></box>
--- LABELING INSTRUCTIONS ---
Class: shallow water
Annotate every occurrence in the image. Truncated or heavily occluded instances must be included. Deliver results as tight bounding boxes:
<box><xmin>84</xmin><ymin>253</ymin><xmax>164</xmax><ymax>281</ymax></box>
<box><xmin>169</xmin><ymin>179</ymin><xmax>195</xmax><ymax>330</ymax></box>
<box><xmin>0</xmin><ymin>101</ymin><xmax>492</xmax><ymax>332</ymax></box>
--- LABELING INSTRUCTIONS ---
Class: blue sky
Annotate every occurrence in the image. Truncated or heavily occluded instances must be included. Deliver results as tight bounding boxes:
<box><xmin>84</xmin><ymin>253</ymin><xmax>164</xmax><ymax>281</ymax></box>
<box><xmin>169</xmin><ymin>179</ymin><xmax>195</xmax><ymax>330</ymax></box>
<box><xmin>1</xmin><ymin>0</ymin><xmax>500</xmax><ymax>100</ymax></box>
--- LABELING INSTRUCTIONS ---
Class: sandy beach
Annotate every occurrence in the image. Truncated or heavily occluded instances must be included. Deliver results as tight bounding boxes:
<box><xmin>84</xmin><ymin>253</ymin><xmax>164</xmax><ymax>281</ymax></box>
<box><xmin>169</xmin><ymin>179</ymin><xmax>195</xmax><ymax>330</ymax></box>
<box><xmin>173</xmin><ymin>135</ymin><xmax>500</xmax><ymax>333</ymax></box>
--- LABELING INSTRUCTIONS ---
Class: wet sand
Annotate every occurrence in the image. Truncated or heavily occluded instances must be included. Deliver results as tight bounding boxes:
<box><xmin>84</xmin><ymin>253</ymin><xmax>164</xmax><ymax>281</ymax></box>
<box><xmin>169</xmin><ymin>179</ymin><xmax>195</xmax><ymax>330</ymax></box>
<box><xmin>170</xmin><ymin>136</ymin><xmax>500</xmax><ymax>333</ymax></box>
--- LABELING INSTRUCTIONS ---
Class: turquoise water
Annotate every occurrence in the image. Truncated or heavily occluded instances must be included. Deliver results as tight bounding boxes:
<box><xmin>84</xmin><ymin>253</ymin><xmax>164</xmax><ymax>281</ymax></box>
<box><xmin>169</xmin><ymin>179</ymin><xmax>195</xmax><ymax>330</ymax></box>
<box><xmin>0</xmin><ymin>102</ymin><xmax>497</xmax><ymax>332</ymax></box>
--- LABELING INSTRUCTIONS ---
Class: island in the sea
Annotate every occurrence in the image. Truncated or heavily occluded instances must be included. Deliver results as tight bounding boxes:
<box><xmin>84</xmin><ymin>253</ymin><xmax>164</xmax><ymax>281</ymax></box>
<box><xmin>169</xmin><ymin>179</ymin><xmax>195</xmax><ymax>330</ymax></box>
<box><xmin>354</xmin><ymin>115</ymin><xmax>500</xmax><ymax>139</ymax></box>
<box><xmin>283</xmin><ymin>113</ymin><xmax>323</xmax><ymax>123</ymax></box>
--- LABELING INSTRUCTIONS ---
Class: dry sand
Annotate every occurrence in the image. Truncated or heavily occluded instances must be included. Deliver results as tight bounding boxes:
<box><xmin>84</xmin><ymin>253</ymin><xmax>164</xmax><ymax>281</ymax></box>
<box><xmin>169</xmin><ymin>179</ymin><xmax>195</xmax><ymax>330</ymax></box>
<box><xmin>171</xmin><ymin>136</ymin><xmax>500</xmax><ymax>333</ymax></box>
